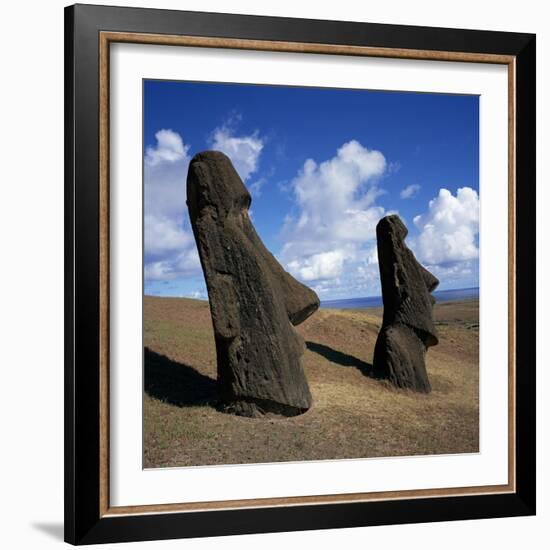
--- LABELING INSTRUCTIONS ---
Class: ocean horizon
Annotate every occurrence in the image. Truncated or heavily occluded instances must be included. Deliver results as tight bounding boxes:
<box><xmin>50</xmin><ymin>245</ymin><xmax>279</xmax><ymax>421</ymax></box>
<box><xmin>321</xmin><ymin>286</ymin><xmax>479</xmax><ymax>310</ymax></box>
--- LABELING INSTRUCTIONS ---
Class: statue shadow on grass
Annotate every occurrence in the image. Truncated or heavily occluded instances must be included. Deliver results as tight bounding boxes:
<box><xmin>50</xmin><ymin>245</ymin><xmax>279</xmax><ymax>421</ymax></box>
<box><xmin>306</xmin><ymin>341</ymin><xmax>373</xmax><ymax>377</ymax></box>
<box><xmin>144</xmin><ymin>347</ymin><xmax>217</xmax><ymax>408</ymax></box>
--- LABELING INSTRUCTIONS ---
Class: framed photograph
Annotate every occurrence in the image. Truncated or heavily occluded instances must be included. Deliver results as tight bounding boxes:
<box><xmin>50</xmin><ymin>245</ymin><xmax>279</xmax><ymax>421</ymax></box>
<box><xmin>65</xmin><ymin>4</ymin><xmax>536</xmax><ymax>545</ymax></box>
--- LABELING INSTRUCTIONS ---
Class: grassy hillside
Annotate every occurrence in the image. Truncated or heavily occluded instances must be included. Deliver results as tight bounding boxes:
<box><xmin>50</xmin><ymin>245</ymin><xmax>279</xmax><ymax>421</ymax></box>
<box><xmin>143</xmin><ymin>296</ymin><xmax>479</xmax><ymax>468</ymax></box>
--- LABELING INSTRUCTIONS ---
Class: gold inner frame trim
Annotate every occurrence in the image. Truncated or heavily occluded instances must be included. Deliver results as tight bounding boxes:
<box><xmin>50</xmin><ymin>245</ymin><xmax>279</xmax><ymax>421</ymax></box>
<box><xmin>98</xmin><ymin>31</ymin><xmax>517</xmax><ymax>518</ymax></box>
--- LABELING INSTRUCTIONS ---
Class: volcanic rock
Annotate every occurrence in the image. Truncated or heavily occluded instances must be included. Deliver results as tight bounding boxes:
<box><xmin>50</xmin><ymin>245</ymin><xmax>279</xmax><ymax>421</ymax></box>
<box><xmin>187</xmin><ymin>151</ymin><xmax>319</xmax><ymax>417</ymax></box>
<box><xmin>373</xmin><ymin>215</ymin><xmax>439</xmax><ymax>392</ymax></box>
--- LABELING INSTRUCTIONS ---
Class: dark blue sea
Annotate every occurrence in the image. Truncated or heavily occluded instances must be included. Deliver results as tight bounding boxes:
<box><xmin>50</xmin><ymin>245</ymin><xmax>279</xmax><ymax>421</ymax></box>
<box><xmin>321</xmin><ymin>287</ymin><xmax>479</xmax><ymax>310</ymax></box>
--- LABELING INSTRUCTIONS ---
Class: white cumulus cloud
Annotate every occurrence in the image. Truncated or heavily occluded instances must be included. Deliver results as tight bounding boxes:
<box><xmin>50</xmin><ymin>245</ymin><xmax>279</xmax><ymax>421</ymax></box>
<box><xmin>210</xmin><ymin>126</ymin><xmax>264</xmax><ymax>182</ymax></box>
<box><xmin>144</xmin><ymin>124</ymin><xmax>266</xmax><ymax>284</ymax></box>
<box><xmin>144</xmin><ymin>248</ymin><xmax>201</xmax><ymax>281</ymax></box>
<box><xmin>412</xmin><ymin>187</ymin><xmax>479</xmax><ymax>265</ymax></box>
<box><xmin>144</xmin><ymin>129</ymin><xmax>198</xmax><ymax>282</ymax></box>
<box><xmin>400</xmin><ymin>183</ymin><xmax>421</xmax><ymax>199</ymax></box>
<box><xmin>428</xmin><ymin>259</ymin><xmax>477</xmax><ymax>288</ymax></box>
<box><xmin>145</xmin><ymin>129</ymin><xmax>188</xmax><ymax>167</ymax></box>
<box><xmin>287</xmin><ymin>249</ymin><xmax>353</xmax><ymax>282</ymax></box>
<box><xmin>144</xmin><ymin>215</ymin><xmax>192</xmax><ymax>257</ymax></box>
<box><xmin>280</xmin><ymin>140</ymin><xmax>388</xmax><ymax>295</ymax></box>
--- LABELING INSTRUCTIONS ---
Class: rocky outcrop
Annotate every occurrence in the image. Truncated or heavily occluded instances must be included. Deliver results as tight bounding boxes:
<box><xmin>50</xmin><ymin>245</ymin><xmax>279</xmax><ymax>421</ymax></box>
<box><xmin>187</xmin><ymin>151</ymin><xmax>319</xmax><ymax>417</ymax></box>
<box><xmin>373</xmin><ymin>215</ymin><xmax>439</xmax><ymax>392</ymax></box>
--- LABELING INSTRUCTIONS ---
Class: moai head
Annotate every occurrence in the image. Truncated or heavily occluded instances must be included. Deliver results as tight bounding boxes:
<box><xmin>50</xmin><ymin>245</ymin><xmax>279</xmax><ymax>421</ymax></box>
<box><xmin>376</xmin><ymin>215</ymin><xmax>439</xmax><ymax>347</ymax></box>
<box><xmin>188</xmin><ymin>151</ymin><xmax>319</xmax><ymax>326</ymax></box>
<box><xmin>187</xmin><ymin>151</ymin><xmax>251</xmax><ymax>222</ymax></box>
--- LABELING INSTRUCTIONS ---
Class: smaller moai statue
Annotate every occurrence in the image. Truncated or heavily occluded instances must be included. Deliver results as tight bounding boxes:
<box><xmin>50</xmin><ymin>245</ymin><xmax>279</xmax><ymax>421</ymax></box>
<box><xmin>373</xmin><ymin>215</ymin><xmax>439</xmax><ymax>392</ymax></box>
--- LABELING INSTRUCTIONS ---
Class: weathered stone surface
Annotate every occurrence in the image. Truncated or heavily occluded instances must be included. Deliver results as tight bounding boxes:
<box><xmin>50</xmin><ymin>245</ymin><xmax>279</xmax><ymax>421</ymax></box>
<box><xmin>373</xmin><ymin>215</ymin><xmax>439</xmax><ymax>392</ymax></box>
<box><xmin>187</xmin><ymin>151</ymin><xmax>319</xmax><ymax>417</ymax></box>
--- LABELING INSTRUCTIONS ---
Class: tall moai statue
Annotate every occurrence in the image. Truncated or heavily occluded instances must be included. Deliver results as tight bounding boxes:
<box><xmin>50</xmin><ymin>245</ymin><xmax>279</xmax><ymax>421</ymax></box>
<box><xmin>187</xmin><ymin>151</ymin><xmax>320</xmax><ymax>417</ymax></box>
<box><xmin>373</xmin><ymin>215</ymin><xmax>439</xmax><ymax>392</ymax></box>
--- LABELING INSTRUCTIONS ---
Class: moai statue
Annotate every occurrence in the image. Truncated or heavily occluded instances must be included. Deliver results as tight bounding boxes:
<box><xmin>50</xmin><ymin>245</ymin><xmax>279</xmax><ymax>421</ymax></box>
<box><xmin>187</xmin><ymin>151</ymin><xmax>319</xmax><ymax>417</ymax></box>
<box><xmin>373</xmin><ymin>215</ymin><xmax>439</xmax><ymax>392</ymax></box>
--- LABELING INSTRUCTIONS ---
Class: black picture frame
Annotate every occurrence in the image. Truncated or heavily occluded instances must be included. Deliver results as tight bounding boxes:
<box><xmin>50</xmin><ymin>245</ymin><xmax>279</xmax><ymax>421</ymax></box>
<box><xmin>65</xmin><ymin>3</ymin><xmax>536</xmax><ymax>545</ymax></box>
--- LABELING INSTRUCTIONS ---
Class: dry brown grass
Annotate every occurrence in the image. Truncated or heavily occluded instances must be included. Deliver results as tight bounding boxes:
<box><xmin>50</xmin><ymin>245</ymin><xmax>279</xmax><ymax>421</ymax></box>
<box><xmin>143</xmin><ymin>296</ymin><xmax>478</xmax><ymax>468</ymax></box>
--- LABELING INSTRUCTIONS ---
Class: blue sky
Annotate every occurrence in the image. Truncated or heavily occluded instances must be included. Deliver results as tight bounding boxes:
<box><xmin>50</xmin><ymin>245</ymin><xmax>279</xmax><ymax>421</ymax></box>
<box><xmin>143</xmin><ymin>80</ymin><xmax>479</xmax><ymax>300</ymax></box>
